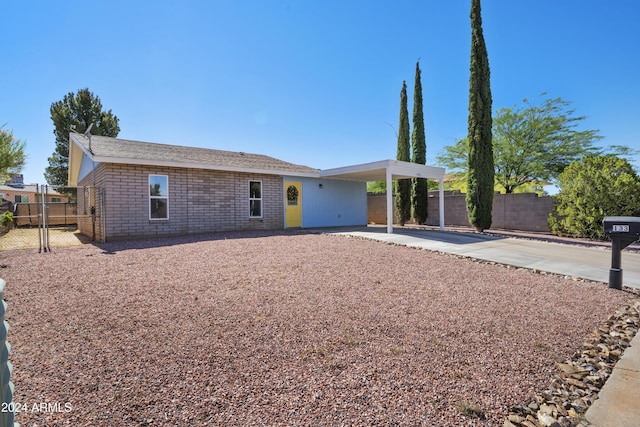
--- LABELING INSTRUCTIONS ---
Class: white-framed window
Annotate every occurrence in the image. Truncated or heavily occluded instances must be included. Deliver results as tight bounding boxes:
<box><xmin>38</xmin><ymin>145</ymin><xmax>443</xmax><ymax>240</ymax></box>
<box><xmin>149</xmin><ymin>175</ymin><xmax>169</xmax><ymax>220</ymax></box>
<box><xmin>15</xmin><ymin>195</ymin><xmax>29</xmax><ymax>203</ymax></box>
<box><xmin>249</xmin><ymin>180</ymin><xmax>262</xmax><ymax>218</ymax></box>
<box><xmin>51</xmin><ymin>197</ymin><xmax>62</xmax><ymax>203</ymax></box>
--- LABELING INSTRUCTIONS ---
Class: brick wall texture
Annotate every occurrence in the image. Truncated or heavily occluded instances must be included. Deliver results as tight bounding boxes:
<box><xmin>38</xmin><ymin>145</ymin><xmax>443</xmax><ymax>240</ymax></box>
<box><xmin>78</xmin><ymin>164</ymin><xmax>285</xmax><ymax>241</ymax></box>
<box><xmin>368</xmin><ymin>191</ymin><xmax>554</xmax><ymax>232</ymax></box>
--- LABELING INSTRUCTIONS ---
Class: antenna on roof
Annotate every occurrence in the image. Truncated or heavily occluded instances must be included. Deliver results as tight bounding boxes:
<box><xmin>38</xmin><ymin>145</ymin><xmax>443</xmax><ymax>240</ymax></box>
<box><xmin>84</xmin><ymin>123</ymin><xmax>94</xmax><ymax>153</ymax></box>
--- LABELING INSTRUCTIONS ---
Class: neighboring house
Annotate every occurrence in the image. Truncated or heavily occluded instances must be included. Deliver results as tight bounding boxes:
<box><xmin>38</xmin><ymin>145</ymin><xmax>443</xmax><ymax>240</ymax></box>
<box><xmin>68</xmin><ymin>133</ymin><xmax>445</xmax><ymax>242</ymax></box>
<box><xmin>0</xmin><ymin>175</ymin><xmax>69</xmax><ymax>204</ymax></box>
<box><xmin>0</xmin><ymin>175</ymin><xmax>73</xmax><ymax>227</ymax></box>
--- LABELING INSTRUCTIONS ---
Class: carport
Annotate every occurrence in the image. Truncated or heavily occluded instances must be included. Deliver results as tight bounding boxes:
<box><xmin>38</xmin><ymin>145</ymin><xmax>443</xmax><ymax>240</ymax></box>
<box><xmin>320</xmin><ymin>159</ymin><xmax>446</xmax><ymax>233</ymax></box>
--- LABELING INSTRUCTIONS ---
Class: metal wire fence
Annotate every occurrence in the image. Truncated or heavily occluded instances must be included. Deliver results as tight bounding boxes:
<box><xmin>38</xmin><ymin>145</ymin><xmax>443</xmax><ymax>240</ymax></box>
<box><xmin>0</xmin><ymin>227</ymin><xmax>90</xmax><ymax>252</ymax></box>
<box><xmin>0</xmin><ymin>185</ymin><xmax>98</xmax><ymax>252</ymax></box>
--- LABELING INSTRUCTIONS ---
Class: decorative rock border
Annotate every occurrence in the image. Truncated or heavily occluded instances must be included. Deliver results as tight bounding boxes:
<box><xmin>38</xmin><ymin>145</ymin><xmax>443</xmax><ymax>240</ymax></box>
<box><xmin>505</xmin><ymin>297</ymin><xmax>640</xmax><ymax>427</ymax></box>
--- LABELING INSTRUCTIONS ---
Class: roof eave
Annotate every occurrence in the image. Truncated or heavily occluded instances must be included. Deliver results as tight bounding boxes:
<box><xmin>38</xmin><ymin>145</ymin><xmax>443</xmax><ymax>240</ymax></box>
<box><xmin>91</xmin><ymin>155</ymin><xmax>320</xmax><ymax>178</ymax></box>
<box><xmin>68</xmin><ymin>133</ymin><xmax>94</xmax><ymax>186</ymax></box>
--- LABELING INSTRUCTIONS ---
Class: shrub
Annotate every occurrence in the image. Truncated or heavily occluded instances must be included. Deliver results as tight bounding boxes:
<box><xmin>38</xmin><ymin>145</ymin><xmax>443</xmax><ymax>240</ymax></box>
<box><xmin>549</xmin><ymin>155</ymin><xmax>640</xmax><ymax>239</ymax></box>
<box><xmin>0</xmin><ymin>211</ymin><xmax>13</xmax><ymax>229</ymax></box>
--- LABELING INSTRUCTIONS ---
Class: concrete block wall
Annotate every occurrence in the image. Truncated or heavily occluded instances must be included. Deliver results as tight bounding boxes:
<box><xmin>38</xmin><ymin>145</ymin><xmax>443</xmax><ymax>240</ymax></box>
<box><xmin>488</xmin><ymin>192</ymin><xmax>554</xmax><ymax>232</ymax></box>
<box><xmin>80</xmin><ymin>164</ymin><xmax>284</xmax><ymax>241</ymax></box>
<box><xmin>367</xmin><ymin>193</ymin><xmax>389</xmax><ymax>225</ymax></box>
<box><xmin>369</xmin><ymin>191</ymin><xmax>554</xmax><ymax>232</ymax></box>
<box><xmin>425</xmin><ymin>192</ymin><xmax>468</xmax><ymax>227</ymax></box>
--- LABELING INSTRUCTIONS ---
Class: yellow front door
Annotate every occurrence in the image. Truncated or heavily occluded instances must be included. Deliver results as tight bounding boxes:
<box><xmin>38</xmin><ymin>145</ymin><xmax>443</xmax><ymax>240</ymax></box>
<box><xmin>285</xmin><ymin>181</ymin><xmax>302</xmax><ymax>228</ymax></box>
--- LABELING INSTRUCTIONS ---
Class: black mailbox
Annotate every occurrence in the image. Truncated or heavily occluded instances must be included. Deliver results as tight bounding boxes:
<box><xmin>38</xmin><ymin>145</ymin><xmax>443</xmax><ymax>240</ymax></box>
<box><xmin>603</xmin><ymin>216</ymin><xmax>640</xmax><ymax>289</ymax></box>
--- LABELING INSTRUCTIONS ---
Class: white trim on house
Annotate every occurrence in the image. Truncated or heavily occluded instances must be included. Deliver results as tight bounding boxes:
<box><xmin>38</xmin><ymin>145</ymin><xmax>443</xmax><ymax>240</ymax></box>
<box><xmin>321</xmin><ymin>159</ymin><xmax>446</xmax><ymax>233</ymax></box>
<box><xmin>149</xmin><ymin>174</ymin><xmax>169</xmax><ymax>220</ymax></box>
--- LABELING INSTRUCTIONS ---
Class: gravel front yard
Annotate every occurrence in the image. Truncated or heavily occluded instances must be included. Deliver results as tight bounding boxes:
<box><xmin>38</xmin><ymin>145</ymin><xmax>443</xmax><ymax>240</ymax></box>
<box><xmin>0</xmin><ymin>230</ymin><xmax>634</xmax><ymax>426</ymax></box>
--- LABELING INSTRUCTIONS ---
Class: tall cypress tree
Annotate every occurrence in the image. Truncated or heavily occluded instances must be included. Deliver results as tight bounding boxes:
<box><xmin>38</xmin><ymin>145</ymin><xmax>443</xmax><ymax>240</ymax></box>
<box><xmin>466</xmin><ymin>0</ymin><xmax>494</xmax><ymax>232</ymax></box>
<box><xmin>395</xmin><ymin>81</ymin><xmax>411</xmax><ymax>226</ymax></box>
<box><xmin>411</xmin><ymin>61</ymin><xmax>428</xmax><ymax>224</ymax></box>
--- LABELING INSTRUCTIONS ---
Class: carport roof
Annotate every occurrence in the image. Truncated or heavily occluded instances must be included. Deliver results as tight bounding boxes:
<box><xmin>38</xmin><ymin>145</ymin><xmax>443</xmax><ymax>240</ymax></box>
<box><xmin>321</xmin><ymin>159</ymin><xmax>445</xmax><ymax>234</ymax></box>
<box><xmin>320</xmin><ymin>159</ymin><xmax>445</xmax><ymax>181</ymax></box>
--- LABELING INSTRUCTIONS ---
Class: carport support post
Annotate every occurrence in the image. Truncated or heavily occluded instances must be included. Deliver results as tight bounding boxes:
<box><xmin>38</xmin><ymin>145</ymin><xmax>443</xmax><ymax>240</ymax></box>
<box><xmin>438</xmin><ymin>178</ymin><xmax>444</xmax><ymax>231</ymax></box>
<box><xmin>609</xmin><ymin>239</ymin><xmax>623</xmax><ymax>290</ymax></box>
<box><xmin>386</xmin><ymin>168</ymin><xmax>393</xmax><ymax>234</ymax></box>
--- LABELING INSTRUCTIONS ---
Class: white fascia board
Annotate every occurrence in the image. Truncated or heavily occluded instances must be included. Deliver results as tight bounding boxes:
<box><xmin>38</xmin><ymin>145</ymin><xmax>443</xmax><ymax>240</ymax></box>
<box><xmin>390</xmin><ymin>160</ymin><xmax>445</xmax><ymax>180</ymax></box>
<box><xmin>320</xmin><ymin>159</ymin><xmax>392</xmax><ymax>177</ymax></box>
<box><xmin>320</xmin><ymin>159</ymin><xmax>445</xmax><ymax>181</ymax></box>
<box><xmin>68</xmin><ymin>134</ymin><xmax>92</xmax><ymax>186</ymax></box>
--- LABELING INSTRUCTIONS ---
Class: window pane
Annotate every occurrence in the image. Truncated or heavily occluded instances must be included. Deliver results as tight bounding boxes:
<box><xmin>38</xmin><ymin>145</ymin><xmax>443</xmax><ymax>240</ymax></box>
<box><xmin>150</xmin><ymin>198</ymin><xmax>168</xmax><ymax>219</ymax></box>
<box><xmin>150</xmin><ymin>175</ymin><xmax>168</xmax><ymax>196</ymax></box>
<box><xmin>250</xmin><ymin>200</ymin><xmax>261</xmax><ymax>217</ymax></box>
<box><xmin>287</xmin><ymin>185</ymin><xmax>298</xmax><ymax>206</ymax></box>
<box><xmin>250</xmin><ymin>181</ymin><xmax>261</xmax><ymax>198</ymax></box>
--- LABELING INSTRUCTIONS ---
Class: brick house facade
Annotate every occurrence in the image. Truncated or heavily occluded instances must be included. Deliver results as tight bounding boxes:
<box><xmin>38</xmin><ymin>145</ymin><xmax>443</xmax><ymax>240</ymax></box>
<box><xmin>69</xmin><ymin>134</ymin><xmax>320</xmax><ymax>242</ymax></box>
<box><xmin>77</xmin><ymin>163</ymin><xmax>286</xmax><ymax>241</ymax></box>
<box><xmin>69</xmin><ymin>134</ymin><xmax>443</xmax><ymax>242</ymax></box>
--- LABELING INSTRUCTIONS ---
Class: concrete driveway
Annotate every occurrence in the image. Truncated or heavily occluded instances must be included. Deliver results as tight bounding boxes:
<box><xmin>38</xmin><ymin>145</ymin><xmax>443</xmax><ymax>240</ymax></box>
<box><xmin>321</xmin><ymin>226</ymin><xmax>640</xmax><ymax>290</ymax></box>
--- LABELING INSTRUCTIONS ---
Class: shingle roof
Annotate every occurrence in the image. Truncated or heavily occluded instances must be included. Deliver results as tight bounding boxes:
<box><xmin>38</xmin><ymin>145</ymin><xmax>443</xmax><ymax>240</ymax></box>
<box><xmin>0</xmin><ymin>184</ymin><xmax>64</xmax><ymax>195</ymax></box>
<box><xmin>71</xmin><ymin>134</ymin><xmax>320</xmax><ymax>176</ymax></box>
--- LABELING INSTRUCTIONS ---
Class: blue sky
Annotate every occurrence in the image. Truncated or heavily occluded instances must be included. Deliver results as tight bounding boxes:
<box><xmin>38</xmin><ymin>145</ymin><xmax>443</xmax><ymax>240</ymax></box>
<box><xmin>2</xmin><ymin>0</ymin><xmax>639</xmax><ymax>185</ymax></box>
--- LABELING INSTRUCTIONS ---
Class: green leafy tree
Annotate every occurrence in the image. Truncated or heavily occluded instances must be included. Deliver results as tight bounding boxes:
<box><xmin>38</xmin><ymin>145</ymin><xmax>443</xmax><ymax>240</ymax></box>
<box><xmin>0</xmin><ymin>125</ymin><xmax>27</xmax><ymax>182</ymax></box>
<box><xmin>494</xmin><ymin>97</ymin><xmax>602</xmax><ymax>192</ymax></box>
<box><xmin>395</xmin><ymin>81</ymin><xmax>412</xmax><ymax>225</ymax></box>
<box><xmin>438</xmin><ymin>96</ymin><xmax>603</xmax><ymax>194</ymax></box>
<box><xmin>466</xmin><ymin>0</ymin><xmax>494</xmax><ymax>231</ymax></box>
<box><xmin>367</xmin><ymin>180</ymin><xmax>387</xmax><ymax>194</ymax></box>
<box><xmin>549</xmin><ymin>155</ymin><xmax>640</xmax><ymax>239</ymax></box>
<box><xmin>46</xmin><ymin>88</ymin><xmax>120</xmax><ymax>187</ymax></box>
<box><xmin>411</xmin><ymin>61</ymin><xmax>428</xmax><ymax>224</ymax></box>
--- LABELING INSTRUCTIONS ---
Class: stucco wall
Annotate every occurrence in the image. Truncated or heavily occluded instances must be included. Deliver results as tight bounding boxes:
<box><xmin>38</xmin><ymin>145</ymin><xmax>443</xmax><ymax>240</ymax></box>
<box><xmin>80</xmin><ymin>163</ymin><xmax>286</xmax><ymax>241</ymax></box>
<box><xmin>369</xmin><ymin>191</ymin><xmax>554</xmax><ymax>232</ymax></box>
<box><xmin>285</xmin><ymin>177</ymin><xmax>367</xmax><ymax>228</ymax></box>
<box><xmin>0</xmin><ymin>189</ymin><xmax>68</xmax><ymax>204</ymax></box>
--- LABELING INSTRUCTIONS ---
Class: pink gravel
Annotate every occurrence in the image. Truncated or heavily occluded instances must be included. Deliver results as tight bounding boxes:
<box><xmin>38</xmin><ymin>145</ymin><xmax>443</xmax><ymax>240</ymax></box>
<box><xmin>0</xmin><ymin>230</ymin><xmax>634</xmax><ymax>426</ymax></box>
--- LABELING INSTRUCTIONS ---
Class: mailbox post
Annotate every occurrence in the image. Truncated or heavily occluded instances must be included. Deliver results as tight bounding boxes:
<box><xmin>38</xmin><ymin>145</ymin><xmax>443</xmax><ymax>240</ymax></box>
<box><xmin>603</xmin><ymin>216</ymin><xmax>640</xmax><ymax>289</ymax></box>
